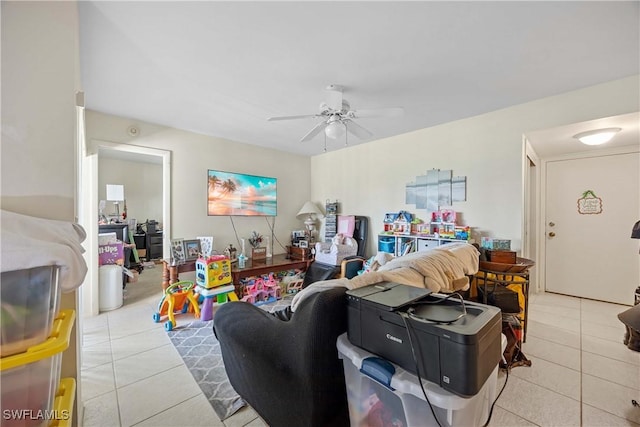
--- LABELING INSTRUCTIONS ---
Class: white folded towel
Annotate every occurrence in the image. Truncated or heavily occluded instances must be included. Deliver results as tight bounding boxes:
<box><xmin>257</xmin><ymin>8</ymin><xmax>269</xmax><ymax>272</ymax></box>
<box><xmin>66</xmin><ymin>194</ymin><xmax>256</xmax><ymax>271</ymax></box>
<box><xmin>1</xmin><ymin>210</ymin><xmax>88</xmax><ymax>292</ymax></box>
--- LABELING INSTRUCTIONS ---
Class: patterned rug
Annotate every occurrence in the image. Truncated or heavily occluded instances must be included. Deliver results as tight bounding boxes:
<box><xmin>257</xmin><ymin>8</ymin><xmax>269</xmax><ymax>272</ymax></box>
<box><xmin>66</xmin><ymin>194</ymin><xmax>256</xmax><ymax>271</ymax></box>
<box><xmin>167</xmin><ymin>296</ymin><xmax>293</xmax><ymax>420</ymax></box>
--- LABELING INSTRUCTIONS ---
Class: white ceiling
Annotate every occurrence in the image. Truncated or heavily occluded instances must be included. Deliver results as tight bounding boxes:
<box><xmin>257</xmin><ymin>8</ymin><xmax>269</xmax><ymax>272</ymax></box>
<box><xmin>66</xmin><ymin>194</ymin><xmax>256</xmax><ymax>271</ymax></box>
<box><xmin>79</xmin><ymin>1</ymin><xmax>640</xmax><ymax>157</ymax></box>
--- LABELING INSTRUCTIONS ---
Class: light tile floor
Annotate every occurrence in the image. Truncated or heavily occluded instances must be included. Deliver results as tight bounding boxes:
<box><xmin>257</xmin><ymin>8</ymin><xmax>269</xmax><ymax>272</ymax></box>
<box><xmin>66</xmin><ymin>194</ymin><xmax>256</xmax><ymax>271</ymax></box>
<box><xmin>81</xmin><ymin>268</ymin><xmax>640</xmax><ymax>426</ymax></box>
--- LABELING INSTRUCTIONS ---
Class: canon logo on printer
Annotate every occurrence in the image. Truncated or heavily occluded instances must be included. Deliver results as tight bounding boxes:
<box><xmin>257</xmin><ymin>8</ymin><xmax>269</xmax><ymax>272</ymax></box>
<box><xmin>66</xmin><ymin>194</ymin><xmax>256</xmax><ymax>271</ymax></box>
<box><xmin>385</xmin><ymin>333</ymin><xmax>403</xmax><ymax>344</ymax></box>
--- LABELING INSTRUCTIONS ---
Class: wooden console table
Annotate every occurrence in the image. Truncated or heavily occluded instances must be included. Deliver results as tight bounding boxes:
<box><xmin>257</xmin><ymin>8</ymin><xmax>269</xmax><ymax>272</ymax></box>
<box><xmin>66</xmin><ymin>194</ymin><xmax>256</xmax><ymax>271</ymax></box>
<box><xmin>161</xmin><ymin>259</ymin><xmax>196</xmax><ymax>290</ymax></box>
<box><xmin>231</xmin><ymin>253</ymin><xmax>312</xmax><ymax>286</ymax></box>
<box><xmin>162</xmin><ymin>253</ymin><xmax>312</xmax><ymax>293</ymax></box>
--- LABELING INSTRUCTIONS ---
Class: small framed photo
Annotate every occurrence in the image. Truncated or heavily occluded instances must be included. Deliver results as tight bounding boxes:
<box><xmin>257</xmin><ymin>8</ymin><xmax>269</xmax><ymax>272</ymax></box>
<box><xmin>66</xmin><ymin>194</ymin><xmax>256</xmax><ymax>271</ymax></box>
<box><xmin>292</xmin><ymin>230</ymin><xmax>306</xmax><ymax>239</ymax></box>
<box><xmin>298</xmin><ymin>240</ymin><xmax>309</xmax><ymax>249</ymax></box>
<box><xmin>184</xmin><ymin>239</ymin><xmax>201</xmax><ymax>261</ymax></box>
<box><xmin>171</xmin><ymin>238</ymin><xmax>185</xmax><ymax>264</ymax></box>
<box><xmin>197</xmin><ymin>236</ymin><xmax>213</xmax><ymax>257</ymax></box>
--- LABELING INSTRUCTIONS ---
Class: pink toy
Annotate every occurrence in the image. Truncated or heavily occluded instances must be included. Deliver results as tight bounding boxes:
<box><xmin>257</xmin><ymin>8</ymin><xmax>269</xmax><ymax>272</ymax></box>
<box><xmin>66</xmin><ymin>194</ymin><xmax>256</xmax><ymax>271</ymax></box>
<box><xmin>241</xmin><ymin>273</ymin><xmax>281</xmax><ymax>306</ymax></box>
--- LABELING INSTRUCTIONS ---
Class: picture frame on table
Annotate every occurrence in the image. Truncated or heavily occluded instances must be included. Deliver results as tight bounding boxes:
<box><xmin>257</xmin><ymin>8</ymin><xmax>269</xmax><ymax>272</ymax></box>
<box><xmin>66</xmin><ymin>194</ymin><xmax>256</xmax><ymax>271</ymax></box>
<box><xmin>292</xmin><ymin>230</ymin><xmax>306</xmax><ymax>239</ymax></box>
<box><xmin>184</xmin><ymin>239</ymin><xmax>201</xmax><ymax>261</ymax></box>
<box><xmin>197</xmin><ymin>236</ymin><xmax>213</xmax><ymax>257</ymax></box>
<box><xmin>298</xmin><ymin>240</ymin><xmax>309</xmax><ymax>249</ymax></box>
<box><xmin>171</xmin><ymin>238</ymin><xmax>185</xmax><ymax>265</ymax></box>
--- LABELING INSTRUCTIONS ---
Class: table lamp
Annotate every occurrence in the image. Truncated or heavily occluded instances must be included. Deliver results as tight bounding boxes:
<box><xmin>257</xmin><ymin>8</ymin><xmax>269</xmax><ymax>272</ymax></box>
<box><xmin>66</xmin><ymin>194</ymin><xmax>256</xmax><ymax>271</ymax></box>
<box><xmin>296</xmin><ymin>201</ymin><xmax>323</xmax><ymax>242</ymax></box>
<box><xmin>106</xmin><ymin>184</ymin><xmax>125</xmax><ymax>220</ymax></box>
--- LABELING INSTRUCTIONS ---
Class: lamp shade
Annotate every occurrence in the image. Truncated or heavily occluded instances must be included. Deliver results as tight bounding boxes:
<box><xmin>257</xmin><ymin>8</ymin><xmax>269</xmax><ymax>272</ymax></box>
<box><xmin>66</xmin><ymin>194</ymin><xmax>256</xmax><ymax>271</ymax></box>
<box><xmin>325</xmin><ymin>121</ymin><xmax>346</xmax><ymax>139</ymax></box>
<box><xmin>106</xmin><ymin>184</ymin><xmax>124</xmax><ymax>201</ymax></box>
<box><xmin>296</xmin><ymin>201</ymin><xmax>322</xmax><ymax>219</ymax></box>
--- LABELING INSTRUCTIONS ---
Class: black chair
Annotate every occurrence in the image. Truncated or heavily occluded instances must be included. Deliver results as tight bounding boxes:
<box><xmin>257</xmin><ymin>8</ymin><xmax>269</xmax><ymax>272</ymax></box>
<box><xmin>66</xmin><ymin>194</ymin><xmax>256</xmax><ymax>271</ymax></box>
<box><xmin>340</xmin><ymin>256</ymin><xmax>365</xmax><ymax>279</ymax></box>
<box><xmin>301</xmin><ymin>261</ymin><xmax>340</xmax><ymax>288</ymax></box>
<box><xmin>353</xmin><ymin>216</ymin><xmax>369</xmax><ymax>258</ymax></box>
<box><xmin>213</xmin><ymin>287</ymin><xmax>350</xmax><ymax>427</ymax></box>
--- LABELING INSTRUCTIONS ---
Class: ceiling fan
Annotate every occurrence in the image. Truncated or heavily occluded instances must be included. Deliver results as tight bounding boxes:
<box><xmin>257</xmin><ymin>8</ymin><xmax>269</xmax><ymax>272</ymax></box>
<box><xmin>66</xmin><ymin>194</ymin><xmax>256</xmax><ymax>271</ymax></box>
<box><xmin>267</xmin><ymin>84</ymin><xmax>404</xmax><ymax>143</ymax></box>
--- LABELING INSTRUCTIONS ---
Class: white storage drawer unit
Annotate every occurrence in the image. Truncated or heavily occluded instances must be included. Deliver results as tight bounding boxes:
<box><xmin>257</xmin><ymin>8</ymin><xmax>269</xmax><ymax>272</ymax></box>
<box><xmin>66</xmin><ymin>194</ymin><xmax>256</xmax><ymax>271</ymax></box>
<box><xmin>417</xmin><ymin>238</ymin><xmax>439</xmax><ymax>252</ymax></box>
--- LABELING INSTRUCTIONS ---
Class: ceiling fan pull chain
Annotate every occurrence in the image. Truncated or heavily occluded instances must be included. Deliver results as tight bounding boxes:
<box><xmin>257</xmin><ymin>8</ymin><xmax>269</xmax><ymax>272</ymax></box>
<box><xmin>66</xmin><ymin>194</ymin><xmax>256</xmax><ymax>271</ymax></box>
<box><xmin>345</xmin><ymin>124</ymin><xmax>349</xmax><ymax>146</ymax></box>
<box><xmin>324</xmin><ymin>132</ymin><xmax>327</xmax><ymax>152</ymax></box>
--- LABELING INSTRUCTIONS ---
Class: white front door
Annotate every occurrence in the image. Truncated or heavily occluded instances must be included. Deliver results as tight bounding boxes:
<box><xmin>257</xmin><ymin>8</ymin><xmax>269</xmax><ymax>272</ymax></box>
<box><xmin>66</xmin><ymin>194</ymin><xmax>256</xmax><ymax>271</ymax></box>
<box><xmin>545</xmin><ymin>152</ymin><xmax>639</xmax><ymax>304</ymax></box>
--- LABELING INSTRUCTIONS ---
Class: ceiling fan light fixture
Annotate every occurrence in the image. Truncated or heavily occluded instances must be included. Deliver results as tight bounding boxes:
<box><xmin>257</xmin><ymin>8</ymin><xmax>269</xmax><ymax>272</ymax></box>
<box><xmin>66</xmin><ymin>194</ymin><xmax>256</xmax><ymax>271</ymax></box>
<box><xmin>573</xmin><ymin>128</ymin><xmax>621</xmax><ymax>146</ymax></box>
<box><xmin>325</xmin><ymin>120</ymin><xmax>345</xmax><ymax>139</ymax></box>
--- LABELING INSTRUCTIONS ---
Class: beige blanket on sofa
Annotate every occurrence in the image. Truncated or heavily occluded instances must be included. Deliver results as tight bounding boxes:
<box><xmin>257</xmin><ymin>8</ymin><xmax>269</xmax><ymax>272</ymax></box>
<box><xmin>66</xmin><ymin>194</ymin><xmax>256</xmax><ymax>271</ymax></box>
<box><xmin>290</xmin><ymin>242</ymin><xmax>479</xmax><ymax>312</ymax></box>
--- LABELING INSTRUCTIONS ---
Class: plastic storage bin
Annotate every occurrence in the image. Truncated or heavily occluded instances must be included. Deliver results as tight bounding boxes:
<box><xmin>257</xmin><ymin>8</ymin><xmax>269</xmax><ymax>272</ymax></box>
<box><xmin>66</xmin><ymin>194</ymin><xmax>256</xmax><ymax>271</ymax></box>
<box><xmin>49</xmin><ymin>378</ymin><xmax>76</xmax><ymax>427</ymax></box>
<box><xmin>99</xmin><ymin>264</ymin><xmax>123</xmax><ymax>311</ymax></box>
<box><xmin>337</xmin><ymin>333</ymin><xmax>498</xmax><ymax>427</ymax></box>
<box><xmin>378</xmin><ymin>236</ymin><xmax>396</xmax><ymax>254</ymax></box>
<box><xmin>0</xmin><ymin>266</ymin><xmax>61</xmax><ymax>357</ymax></box>
<box><xmin>0</xmin><ymin>310</ymin><xmax>75</xmax><ymax>427</ymax></box>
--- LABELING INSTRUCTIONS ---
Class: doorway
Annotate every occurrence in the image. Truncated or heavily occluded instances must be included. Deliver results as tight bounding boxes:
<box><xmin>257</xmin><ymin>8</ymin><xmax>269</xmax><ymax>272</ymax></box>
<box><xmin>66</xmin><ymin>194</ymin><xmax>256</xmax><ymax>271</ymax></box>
<box><xmin>81</xmin><ymin>140</ymin><xmax>171</xmax><ymax>317</ymax></box>
<box><xmin>544</xmin><ymin>152</ymin><xmax>639</xmax><ymax>304</ymax></box>
<box><xmin>523</xmin><ymin>137</ymin><xmax>539</xmax><ymax>292</ymax></box>
<box><xmin>523</xmin><ymin>112</ymin><xmax>640</xmax><ymax>304</ymax></box>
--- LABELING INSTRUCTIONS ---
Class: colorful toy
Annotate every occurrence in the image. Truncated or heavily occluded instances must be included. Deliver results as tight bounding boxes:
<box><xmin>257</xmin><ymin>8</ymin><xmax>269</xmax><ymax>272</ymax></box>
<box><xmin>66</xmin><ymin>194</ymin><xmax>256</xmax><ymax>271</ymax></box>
<box><xmin>241</xmin><ymin>273</ymin><xmax>282</xmax><ymax>305</ymax></box>
<box><xmin>282</xmin><ymin>271</ymin><xmax>304</xmax><ymax>294</ymax></box>
<box><xmin>195</xmin><ymin>255</ymin><xmax>236</xmax><ymax>321</ymax></box>
<box><xmin>198</xmin><ymin>284</ymin><xmax>238</xmax><ymax>321</ymax></box>
<box><xmin>153</xmin><ymin>281</ymin><xmax>201</xmax><ymax>331</ymax></box>
<box><xmin>286</xmin><ymin>279</ymin><xmax>303</xmax><ymax>294</ymax></box>
<box><xmin>196</xmin><ymin>255</ymin><xmax>231</xmax><ymax>289</ymax></box>
<box><xmin>394</xmin><ymin>211</ymin><xmax>413</xmax><ymax>234</ymax></box>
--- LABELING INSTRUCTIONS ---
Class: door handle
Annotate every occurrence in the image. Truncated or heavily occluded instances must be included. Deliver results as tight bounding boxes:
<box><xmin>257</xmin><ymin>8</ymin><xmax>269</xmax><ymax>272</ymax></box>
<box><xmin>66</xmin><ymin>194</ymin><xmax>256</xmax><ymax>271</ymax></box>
<box><xmin>548</xmin><ymin>232</ymin><xmax>556</xmax><ymax>237</ymax></box>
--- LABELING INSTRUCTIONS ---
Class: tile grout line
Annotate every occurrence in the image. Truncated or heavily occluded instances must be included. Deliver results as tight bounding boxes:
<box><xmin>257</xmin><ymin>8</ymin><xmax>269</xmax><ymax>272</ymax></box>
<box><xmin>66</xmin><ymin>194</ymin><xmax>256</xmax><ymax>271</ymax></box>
<box><xmin>107</xmin><ymin>312</ymin><xmax>124</xmax><ymax>427</ymax></box>
<box><xmin>129</xmin><ymin>394</ymin><xmax>205</xmax><ymax>427</ymax></box>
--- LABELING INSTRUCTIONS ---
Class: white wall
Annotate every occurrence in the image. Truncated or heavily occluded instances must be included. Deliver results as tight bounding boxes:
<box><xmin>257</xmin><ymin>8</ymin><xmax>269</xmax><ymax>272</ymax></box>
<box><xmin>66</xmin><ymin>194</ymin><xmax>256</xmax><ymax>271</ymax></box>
<box><xmin>310</xmin><ymin>75</ymin><xmax>640</xmax><ymax>256</ymax></box>
<box><xmin>1</xmin><ymin>1</ymin><xmax>81</xmax><ymax>423</ymax></box>
<box><xmin>86</xmin><ymin>111</ymin><xmax>312</xmax><ymax>256</ymax></box>
<box><xmin>98</xmin><ymin>157</ymin><xmax>163</xmax><ymax>225</ymax></box>
<box><xmin>87</xmin><ymin>76</ymin><xmax>639</xmax><ymax>260</ymax></box>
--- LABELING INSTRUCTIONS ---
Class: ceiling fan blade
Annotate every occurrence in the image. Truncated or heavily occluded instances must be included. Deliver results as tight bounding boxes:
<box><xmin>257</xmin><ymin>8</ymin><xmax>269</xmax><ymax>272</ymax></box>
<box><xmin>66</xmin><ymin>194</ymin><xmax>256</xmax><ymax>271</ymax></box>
<box><xmin>267</xmin><ymin>114</ymin><xmax>318</xmax><ymax>121</ymax></box>
<box><xmin>300</xmin><ymin>121</ymin><xmax>328</xmax><ymax>142</ymax></box>
<box><xmin>325</xmin><ymin>84</ymin><xmax>343</xmax><ymax>111</ymax></box>
<box><xmin>344</xmin><ymin>119</ymin><xmax>373</xmax><ymax>139</ymax></box>
<box><xmin>349</xmin><ymin>107</ymin><xmax>404</xmax><ymax>118</ymax></box>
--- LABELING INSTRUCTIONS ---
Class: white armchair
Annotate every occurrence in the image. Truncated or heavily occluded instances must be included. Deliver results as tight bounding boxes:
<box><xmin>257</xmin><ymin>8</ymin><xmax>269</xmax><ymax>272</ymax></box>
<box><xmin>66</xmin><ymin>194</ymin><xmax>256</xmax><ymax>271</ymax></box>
<box><xmin>314</xmin><ymin>234</ymin><xmax>358</xmax><ymax>266</ymax></box>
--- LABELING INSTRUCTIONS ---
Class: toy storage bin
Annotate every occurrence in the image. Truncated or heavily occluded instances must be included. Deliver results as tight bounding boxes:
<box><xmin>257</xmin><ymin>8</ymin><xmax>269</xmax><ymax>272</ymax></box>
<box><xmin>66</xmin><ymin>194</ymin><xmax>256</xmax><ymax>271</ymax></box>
<box><xmin>0</xmin><ymin>310</ymin><xmax>75</xmax><ymax>427</ymax></box>
<box><xmin>337</xmin><ymin>334</ymin><xmax>498</xmax><ymax>427</ymax></box>
<box><xmin>49</xmin><ymin>378</ymin><xmax>76</xmax><ymax>427</ymax></box>
<box><xmin>378</xmin><ymin>236</ymin><xmax>396</xmax><ymax>254</ymax></box>
<box><xmin>0</xmin><ymin>266</ymin><xmax>61</xmax><ymax>357</ymax></box>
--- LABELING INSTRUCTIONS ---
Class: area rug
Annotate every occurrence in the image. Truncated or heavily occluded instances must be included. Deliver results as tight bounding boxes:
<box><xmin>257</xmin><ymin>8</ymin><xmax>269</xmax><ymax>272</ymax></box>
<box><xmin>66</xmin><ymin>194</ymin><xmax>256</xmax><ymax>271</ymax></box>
<box><xmin>167</xmin><ymin>296</ymin><xmax>293</xmax><ymax>420</ymax></box>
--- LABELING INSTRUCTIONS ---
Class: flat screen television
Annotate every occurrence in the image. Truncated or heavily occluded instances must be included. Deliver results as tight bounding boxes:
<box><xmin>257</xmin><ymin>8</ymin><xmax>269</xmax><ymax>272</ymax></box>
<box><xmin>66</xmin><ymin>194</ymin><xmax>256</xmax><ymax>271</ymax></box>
<box><xmin>207</xmin><ymin>170</ymin><xmax>277</xmax><ymax>216</ymax></box>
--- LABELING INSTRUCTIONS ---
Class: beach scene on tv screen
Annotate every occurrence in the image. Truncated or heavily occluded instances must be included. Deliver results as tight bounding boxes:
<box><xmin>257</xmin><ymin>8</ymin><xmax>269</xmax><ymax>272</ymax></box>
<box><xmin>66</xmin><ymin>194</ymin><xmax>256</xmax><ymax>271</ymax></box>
<box><xmin>207</xmin><ymin>170</ymin><xmax>277</xmax><ymax>216</ymax></box>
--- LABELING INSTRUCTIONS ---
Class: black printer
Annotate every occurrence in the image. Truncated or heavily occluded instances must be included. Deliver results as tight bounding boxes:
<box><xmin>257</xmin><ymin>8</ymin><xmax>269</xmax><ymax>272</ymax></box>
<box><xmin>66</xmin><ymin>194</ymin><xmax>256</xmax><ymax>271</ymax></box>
<box><xmin>346</xmin><ymin>282</ymin><xmax>502</xmax><ymax>397</ymax></box>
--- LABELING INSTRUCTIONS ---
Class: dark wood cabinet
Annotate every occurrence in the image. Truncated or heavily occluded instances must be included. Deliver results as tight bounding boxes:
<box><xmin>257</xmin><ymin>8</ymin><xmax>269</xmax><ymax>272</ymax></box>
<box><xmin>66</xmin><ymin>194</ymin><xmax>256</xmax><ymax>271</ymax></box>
<box><xmin>145</xmin><ymin>232</ymin><xmax>163</xmax><ymax>260</ymax></box>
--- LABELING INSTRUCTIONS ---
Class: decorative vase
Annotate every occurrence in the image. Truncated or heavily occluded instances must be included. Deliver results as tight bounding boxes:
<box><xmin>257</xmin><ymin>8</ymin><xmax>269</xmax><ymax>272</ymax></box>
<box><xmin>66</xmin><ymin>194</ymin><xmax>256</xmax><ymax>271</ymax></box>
<box><xmin>264</xmin><ymin>236</ymin><xmax>271</xmax><ymax>258</ymax></box>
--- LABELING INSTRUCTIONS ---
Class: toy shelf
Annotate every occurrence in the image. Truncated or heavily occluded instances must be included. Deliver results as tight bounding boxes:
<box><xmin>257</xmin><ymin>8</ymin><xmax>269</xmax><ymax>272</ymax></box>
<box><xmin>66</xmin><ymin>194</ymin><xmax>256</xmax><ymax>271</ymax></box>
<box><xmin>377</xmin><ymin>233</ymin><xmax>472</xmax><ymax>257</ymax></box>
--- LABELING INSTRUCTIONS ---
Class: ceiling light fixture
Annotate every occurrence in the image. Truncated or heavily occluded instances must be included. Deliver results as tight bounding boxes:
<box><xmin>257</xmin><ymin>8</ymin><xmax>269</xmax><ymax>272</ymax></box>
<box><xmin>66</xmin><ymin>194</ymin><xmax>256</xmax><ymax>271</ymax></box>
<box><xmin>573</xmin><ymin>128</ymin><xmax>621</xmax><ymax>146</ymax></box>
<box><xmin>324</xmin><ymin>118</ymin><xmax>345</xmax><ymax>139</ymax></box>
